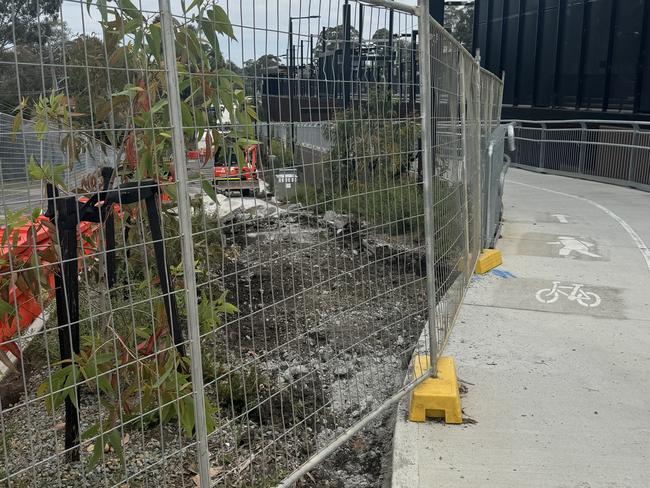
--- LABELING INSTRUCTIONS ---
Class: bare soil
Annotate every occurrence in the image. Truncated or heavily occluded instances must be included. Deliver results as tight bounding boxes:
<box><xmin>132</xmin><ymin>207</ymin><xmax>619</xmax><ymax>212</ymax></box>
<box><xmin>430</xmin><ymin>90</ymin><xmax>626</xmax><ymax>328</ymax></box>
<box><xmin>0</xmin><ymin>205</ymin><xmax>427</xmax><ymax>487</ymax></box>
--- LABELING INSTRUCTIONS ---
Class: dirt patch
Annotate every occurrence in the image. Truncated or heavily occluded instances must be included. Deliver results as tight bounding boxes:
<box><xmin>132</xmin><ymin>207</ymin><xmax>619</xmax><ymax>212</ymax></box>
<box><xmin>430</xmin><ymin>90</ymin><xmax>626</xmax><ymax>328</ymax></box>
<box><xmin>0</xmin><ymin>206</ymin><xmax>426</xmax><ymax>487</ymax></box>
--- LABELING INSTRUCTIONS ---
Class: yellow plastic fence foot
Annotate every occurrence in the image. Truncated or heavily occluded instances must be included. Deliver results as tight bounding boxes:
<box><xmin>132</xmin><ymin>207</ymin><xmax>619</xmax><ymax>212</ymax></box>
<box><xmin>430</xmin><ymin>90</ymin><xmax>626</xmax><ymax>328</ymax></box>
<box><xmin>408</xmin><ymin>355</ymin><xmax>462</xmax><ymax>424</ymax></box>
<box><xmin>475</xmin><ymin>248</ymin><xmax>503</xmax><ymax>274</ymax></box>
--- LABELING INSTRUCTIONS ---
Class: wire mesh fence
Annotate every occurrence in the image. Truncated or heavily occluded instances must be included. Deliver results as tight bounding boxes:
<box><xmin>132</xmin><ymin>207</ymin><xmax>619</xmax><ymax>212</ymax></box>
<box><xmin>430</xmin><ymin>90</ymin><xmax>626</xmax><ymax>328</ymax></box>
<box><xmin>510</xmin><ymin>120</ymin><xmax>650</xmax><ymax>193</ymax></box>
<box><xmin>0</xmin><ymin>0</ymin><xmax>502</xmax><ymax>486</ymax></box>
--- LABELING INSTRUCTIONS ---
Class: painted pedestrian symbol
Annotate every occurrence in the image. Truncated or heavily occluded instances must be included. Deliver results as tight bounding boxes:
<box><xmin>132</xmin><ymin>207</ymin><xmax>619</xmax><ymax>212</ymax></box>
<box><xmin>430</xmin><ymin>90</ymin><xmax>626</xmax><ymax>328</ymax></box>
<box><xmin>548</xmin><ymin>236</ymin><xmax>601</xmax><ymax>258</ymax></box>
<box><xmin>536</xmin><ymin>282</ymin><xmax>601</xmax><ymax>307</ymax></box>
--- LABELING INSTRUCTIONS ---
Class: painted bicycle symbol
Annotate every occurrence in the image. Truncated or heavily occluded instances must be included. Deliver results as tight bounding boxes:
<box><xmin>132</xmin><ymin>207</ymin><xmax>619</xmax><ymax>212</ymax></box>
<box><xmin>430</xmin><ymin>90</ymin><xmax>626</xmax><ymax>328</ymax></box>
<box><xmin>535</xmin><ymin>282</ymin><xmax>601</xmax><ymax>307</ymax></box>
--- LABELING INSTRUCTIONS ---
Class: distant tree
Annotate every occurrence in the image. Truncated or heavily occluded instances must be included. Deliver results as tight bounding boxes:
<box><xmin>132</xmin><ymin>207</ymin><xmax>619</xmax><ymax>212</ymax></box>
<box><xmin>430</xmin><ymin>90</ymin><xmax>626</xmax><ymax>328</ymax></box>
<box><xmin>372</xmin><ymin>28</ymin><xmax>390</xmax><ymax>41</ymax></box>
<box><xmin>444</xmin><ymin>4</ymin><xmax>474</xmax><ymax>50</ymax></box>
<box><xmin>63</xmin><ymin>34</ymin><xmax>128</xmax><ymax>126</ymax></box>
<box><xmin>313</xmin><ymin>25</ymin><xmax>360</xmax><ymax>58</ymax></box>
<box><xmin>242</xmin><ymin>54</ymin><xmax>280</xmax><ymax>96</ymax></box>
<box><xmin>0</xmin><ymin>46</ymin><xmax>47</xmax><ymax>112</ymax></box>
<box><xmin>0</xmin><ymin>0</ymin><xmax>63</xmax><ymax>54</ymax></box>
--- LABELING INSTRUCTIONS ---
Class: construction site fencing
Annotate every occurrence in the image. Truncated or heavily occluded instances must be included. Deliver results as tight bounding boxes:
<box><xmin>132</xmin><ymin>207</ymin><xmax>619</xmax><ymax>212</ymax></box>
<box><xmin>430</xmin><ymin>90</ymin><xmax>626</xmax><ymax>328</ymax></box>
<box><xmin>510</xmin><ymin>120</ymin><xmax>650</xmax><ymax>193</ymax></box>
<box><xmin>0</xmin><ymin>112</ymin><xmax>115</xmax><ymax>210</ymax></box>
<box><xmin>483</xmin><ymin>124</ymin><xmax>515</xmax><ymax>249</ymax></box>
<box><xmin>0</xmin><ymin>0</ymin><xmax>502</xmax><ymax>486</ymax></box>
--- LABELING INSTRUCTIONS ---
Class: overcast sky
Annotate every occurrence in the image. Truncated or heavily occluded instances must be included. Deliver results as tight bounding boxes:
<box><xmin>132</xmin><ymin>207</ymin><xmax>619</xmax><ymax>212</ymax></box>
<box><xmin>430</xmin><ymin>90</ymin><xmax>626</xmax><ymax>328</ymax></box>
<box><xmin>60</xmin><ymin>0</ymin><xmax>419</xmax><ymax>65</ymax></box>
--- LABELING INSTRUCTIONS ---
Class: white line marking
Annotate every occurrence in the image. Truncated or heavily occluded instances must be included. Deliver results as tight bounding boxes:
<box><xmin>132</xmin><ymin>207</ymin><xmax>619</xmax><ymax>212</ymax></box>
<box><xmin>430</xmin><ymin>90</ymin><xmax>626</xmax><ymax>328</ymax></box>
<box><xmin>512</xmin><ymin>180</ymin><xmax>650</xmax><ymax>272</ymax></box>
<box><xmin>552</xmin><ymin>214</ymin><xmax>569</xmax><ymax>223</ymax></box>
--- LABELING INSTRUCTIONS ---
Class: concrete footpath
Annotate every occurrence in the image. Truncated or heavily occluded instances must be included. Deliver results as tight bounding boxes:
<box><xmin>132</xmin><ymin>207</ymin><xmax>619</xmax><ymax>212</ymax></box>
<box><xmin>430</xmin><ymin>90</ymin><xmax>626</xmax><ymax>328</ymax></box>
<box><xmin>392</xmin><ymin>168</ymin><xmax>650</xmax><ymax>488</ymax></box>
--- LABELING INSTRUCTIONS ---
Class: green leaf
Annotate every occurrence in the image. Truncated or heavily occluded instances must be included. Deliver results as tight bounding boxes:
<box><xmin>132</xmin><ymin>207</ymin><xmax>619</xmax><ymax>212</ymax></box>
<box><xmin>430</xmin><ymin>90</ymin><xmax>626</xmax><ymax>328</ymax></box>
<box><xmin>0</xmin><ymin>299</ymin><xmax>16</xmax><ymax>317</ymax></box>
<box><xmin>206</xmin><ymin>6</ymin><xmax>236</xmax><ymax>40</ymax></box>
<box><xmin>51</xmin><ymin>164</ymin><xmax>67</xmax><ymax>188</ymax></box>
<box><xmin>87</xmin><ymin>435</ymin><xmax>104</xmax><ymax>470</ymax></box>
<box><xmin>218</xmin><ymin>69</ymin><xmax>244</xmax><ymax>88</ymax></box>
<box><xmin>246</xmin><ymin>105</ymin><xmax>258</xmax><ymax>121</ymax></box>
<box><xmin>10</xmin><ymin>112</ymin><xmax>23</xmax><ymax>142</ymax></box>
<box><xmin>153</xmin><ymin>364</ymin><xmax>174</xmax><ymax>389</ymax></box>
<box><xmin>199</xmin><ymin>17</ymin><xmax>219</xmax><ymax>54</ymax></box>
<box><xmin>148</xmin><ymin>23</ymin><xmax>162</xmax><ymax>60</ymax></box>
<box><xmin>117</xmin><ymin>0</ymin><xmax>139</xmax><ymax>19</ymax></box>
<box><xmin>234</xmin><ymin>144</ymin><xmax>245</xmax><ymax>170</ymax></box>
<box><xmin>27</xmin><ymin>159</ymin><xmax>45</xmax><ymax>180</ymax></box>
<box><xmin>179</xmin><ymin>396</ymin><xmax>195</xmax><ymax>437</ymax></box>
<box><xmin>205</xmin><ymin>398</ymin><xmax>217</xmax><ymax>434</ymax></box>
<box><xmin>236</xmin><ymin>138</ymin><xmax>260</xmax><ymax>146</ymax></box>
<box><xmin>185</xmin><ymin>0</ymin><xmax>204</xmax><ymax>13</ymax></box>
<box><xmin>112</xmin><ymin>85</ymin><xmax>143</xmax><ymax>98</ymax></box>
<box><xmin>201</xmin><ymin>178</ymin><xmax>218</xmax><ymax>203</ymax></box>
<box><xmin>82</xmin><ymin>423</ymin><xmax>101</xmax><ymax>441</ymax></box>
<box><xmin>149</xmin><ymin>98</ymin><xmax>168</xmax><ymax>114</ymax></box>
<box><xmin>180</xmin><ymin>102</ymin><xmax>194</xmax><ymax>128</ymax></box>
<box><xmin>107</xmin><ymin>430</ymin><xmax>125</xmax><ymax>470</ymax></box>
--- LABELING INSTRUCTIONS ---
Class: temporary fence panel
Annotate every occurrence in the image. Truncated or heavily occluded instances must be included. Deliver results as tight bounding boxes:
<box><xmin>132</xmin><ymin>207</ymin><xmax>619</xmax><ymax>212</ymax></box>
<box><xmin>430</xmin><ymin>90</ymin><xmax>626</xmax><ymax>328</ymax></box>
<box><xmin>483</xmin><ymin>125</ymin><xmax>512</xmax><ymax>249</ymax></box>
<box><xmin>0</xmin><ymin>0</ymin><xmax>503</xmax><ymax>487</ymax></box>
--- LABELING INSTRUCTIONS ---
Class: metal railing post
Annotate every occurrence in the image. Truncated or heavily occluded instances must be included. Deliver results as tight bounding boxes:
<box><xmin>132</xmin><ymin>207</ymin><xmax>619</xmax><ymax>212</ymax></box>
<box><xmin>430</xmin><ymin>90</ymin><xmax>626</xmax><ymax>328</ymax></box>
<box><xmin>629</xmin><ymin>124</ymin><xmax>640</xmax><ymax>185</ymax></box>
<box><xmin>159</xmin><ymin>1</ymin><xmax>211</xmax><ymax>486</ymax></box>
<box><xmin>578</xmin><ymin>122</ymin><xmax>587</xmax><ymax>174</ymax></box>
<box><xmin>539</xmin><ymin>122</ymin><xmax>547</xmax><ymax>170</ymax></box>
<box><xmin>417</xmin><ymin>2</ymin><xmax>439</xmax><ymax>375</ymax></box>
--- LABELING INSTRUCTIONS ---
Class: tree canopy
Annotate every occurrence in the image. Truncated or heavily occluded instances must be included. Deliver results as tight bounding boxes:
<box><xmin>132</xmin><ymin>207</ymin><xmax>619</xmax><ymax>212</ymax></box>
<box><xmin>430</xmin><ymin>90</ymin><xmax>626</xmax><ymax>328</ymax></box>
<box><xmin>0</xmin><ymin>0</ymin><xmax>63</xmax><ymax>54</ymax></box>
<box><xmin>313</xmin><ymin>24</ymin><xmax>360</xmax><ymax>58</ymax></box>
<box><xmin>444</xmin><ymin>4</ymin><xmax>473</xmax><ymax>50</ymax></box>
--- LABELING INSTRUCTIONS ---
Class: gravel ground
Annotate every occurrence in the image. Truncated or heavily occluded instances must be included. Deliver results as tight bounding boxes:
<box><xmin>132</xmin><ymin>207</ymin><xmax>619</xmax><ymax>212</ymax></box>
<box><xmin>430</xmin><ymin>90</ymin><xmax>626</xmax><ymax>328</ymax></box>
<box><xmin>0</xmin><ymin>202</ymin><xmax>427</xmax><ymax>487</ymax></box>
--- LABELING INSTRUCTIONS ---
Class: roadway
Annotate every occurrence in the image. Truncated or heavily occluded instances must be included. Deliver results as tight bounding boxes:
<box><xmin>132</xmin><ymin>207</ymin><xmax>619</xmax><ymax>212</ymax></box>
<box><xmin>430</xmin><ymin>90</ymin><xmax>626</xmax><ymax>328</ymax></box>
<box><xmin>392</xmin><ymin>167</ymin><xmax>650</xmax><ymax>487</ymax></box>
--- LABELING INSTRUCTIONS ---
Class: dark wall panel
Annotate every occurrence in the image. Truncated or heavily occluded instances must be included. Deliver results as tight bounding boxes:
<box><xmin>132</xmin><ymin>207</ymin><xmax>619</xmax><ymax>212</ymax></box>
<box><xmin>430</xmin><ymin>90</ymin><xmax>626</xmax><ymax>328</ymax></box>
<box><xmin>641</xmin><ymin>3</ymin><xmax>650</xmax><ymax>113</ymax></box>
<box><xmin>502</xmin><ymin>1</ymin><xmax>521</xmax><ymax>104</ymax></box>
<box><xmin>486</xmin><ymin>0</ymin><xmax>505</xmax><ymax>75</ymax></box>
<box><xmin>608</xmin><ymin>0</ymin><xmax>644</xmax><ymax>111</ymax></box>
<box><xmin>580</xmin><ymin>0</ymin><xmax>613</xmax><ymax>109</ymax></box>
<box><xmin>474</xmin><ymin>0</ymin><xmax>650</xmax><ymax>117</ymax></box>
<box><xmin>534</xmin><ymin>0</ymin><xmax>560</xmax><ymax>106</ymax></box>
<box><xmin>556</xmin><ymin>0</ymin><xmax>585</xmax><ymax>107</ymax></box>
<box><xmin>515</xmin><ymin>0</ymin><xmax>540</xmax><ymax>105</ymax></box>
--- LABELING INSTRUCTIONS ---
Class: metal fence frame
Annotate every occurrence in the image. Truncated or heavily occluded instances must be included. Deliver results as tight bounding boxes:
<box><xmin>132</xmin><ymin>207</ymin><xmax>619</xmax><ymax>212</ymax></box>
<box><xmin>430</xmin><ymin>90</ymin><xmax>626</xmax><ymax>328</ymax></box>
<box><xmin>509</xmin><ymin>120</ymin><xmax>650</xmax><ymax>193</ymax></box>
<box><xmin>0</xmin><ymin>0</ymin><xmax>504</xmax><ymax>486</ymax></box>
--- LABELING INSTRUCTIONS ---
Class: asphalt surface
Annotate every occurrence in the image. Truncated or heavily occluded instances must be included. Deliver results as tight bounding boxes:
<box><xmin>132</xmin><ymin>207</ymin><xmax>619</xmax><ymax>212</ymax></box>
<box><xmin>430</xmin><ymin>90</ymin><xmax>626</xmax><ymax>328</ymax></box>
<box><xmin>392</xmin><ymin>168</ymin><xmax>650</xmax><ymax>488</ymax></box>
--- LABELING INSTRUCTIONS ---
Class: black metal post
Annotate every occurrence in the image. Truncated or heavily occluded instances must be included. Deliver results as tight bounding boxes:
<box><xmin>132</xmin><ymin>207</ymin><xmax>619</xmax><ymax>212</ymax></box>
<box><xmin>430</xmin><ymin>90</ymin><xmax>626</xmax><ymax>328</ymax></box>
<box><xmin>410</xmin><ymin>29</ymin><xmax>418</xmax><ymax>110</ymax></box>
<box><xmin>53</xmin><ymin>195</ymin><xmax>81</xmax><ymax>461</ymax></box>
<box><xmin>144</xmin><ymin>192</ymin><xmax>185</xmax><ymax>356</ymax></box>
<box><xmin>358</xmin><ymin>4</ymin><xmax>364</xmax><ymax>101</ymax></box>
<box><xmin>398</xmin><ymin>44</ymin><xmax>404</xmax><ymax>101</ymax></box>
<box><xmin>388</xmin><ymin>9</ymin><xmax>394</xmax><ymax>85</ymax></box>
<box><xmin>288</xmin><ymin>20</ymin><xmax>296</xmax><ymax>154</ymax></box>
<box><xmin>342</xmin><ymin>0</ymin><xmax>352</xmax><ymax>106</ymax></box>
<box><xmin>288</xmin><ymin>20</ymin><xmax>294</xmax><ymax>77</ymax></box>
<box><xmin>100</xmin><ymin>167</ymin><xmax>117</xmax><ymax>289</ymax></box>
